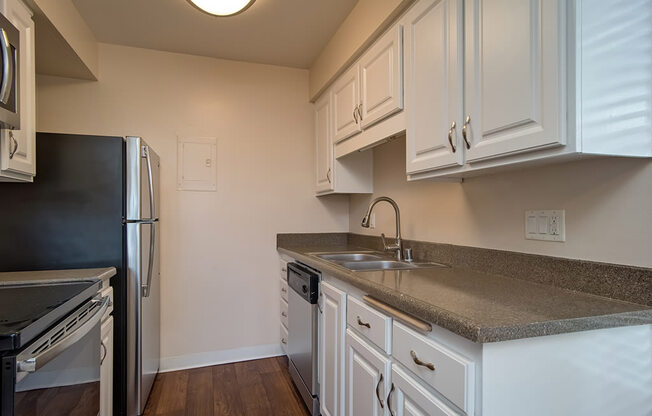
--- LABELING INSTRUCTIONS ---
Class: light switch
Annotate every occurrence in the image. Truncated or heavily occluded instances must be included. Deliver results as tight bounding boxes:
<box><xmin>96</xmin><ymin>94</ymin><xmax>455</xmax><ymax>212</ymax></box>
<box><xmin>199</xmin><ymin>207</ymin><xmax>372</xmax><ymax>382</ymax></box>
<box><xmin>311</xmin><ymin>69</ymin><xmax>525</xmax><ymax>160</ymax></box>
<box><xmin>525</xmin><ymin>210</ymin><xmax>566</xmax><ymax>242</ymax></box>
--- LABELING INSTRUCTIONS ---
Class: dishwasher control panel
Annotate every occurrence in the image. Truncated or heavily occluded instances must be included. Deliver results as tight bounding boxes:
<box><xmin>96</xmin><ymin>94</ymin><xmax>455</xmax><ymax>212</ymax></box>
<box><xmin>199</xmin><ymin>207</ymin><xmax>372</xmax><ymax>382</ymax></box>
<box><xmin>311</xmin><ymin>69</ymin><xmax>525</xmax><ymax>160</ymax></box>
<box><xmin>287</xmin><ymin>262</ymin><xmax>319</xmax><ymax>304</ymax></box>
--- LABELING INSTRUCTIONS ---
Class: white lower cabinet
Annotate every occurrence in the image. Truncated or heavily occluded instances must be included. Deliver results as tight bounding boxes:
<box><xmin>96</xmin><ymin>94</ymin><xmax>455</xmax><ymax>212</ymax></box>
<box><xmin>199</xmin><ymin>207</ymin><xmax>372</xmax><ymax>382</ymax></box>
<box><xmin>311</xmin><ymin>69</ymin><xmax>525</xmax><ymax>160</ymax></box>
<box><xmin>320</xmin><ymin>280</ymin><xmax>347</xmax><ymax>416</ymax></box>
<box><xmin>100</xmin><ymin>315</ymin><xmax>114</xmax><ymax>416</ymax></box>
<box><xmin>390</xmin><ymin>365</ymin><xmax>461</xmax><ymax>416</ymax></box>
<box><xmin>345</xmin><ymin>329</ymin><xmax>391</xmax><ymax>416</ymax></box>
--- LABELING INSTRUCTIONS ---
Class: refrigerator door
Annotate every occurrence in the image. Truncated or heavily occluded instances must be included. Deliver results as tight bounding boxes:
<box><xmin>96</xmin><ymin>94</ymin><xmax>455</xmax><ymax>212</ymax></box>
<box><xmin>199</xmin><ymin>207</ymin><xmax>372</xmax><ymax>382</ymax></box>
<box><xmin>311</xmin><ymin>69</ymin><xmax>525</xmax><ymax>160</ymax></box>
<box><xmin>126</xmin><ymin>136</ymin><xmax>160</xmax><ymax>415</ymax></box>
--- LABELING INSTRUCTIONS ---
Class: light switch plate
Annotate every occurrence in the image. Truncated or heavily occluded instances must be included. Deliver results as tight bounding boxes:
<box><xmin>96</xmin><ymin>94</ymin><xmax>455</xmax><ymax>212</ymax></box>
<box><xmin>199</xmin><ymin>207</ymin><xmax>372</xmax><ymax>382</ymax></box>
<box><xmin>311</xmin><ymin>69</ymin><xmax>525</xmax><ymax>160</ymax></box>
<box><xmin>525</xmin><ymin>210</ymin><xmax>565</xmax><ymax>242</ymax></box>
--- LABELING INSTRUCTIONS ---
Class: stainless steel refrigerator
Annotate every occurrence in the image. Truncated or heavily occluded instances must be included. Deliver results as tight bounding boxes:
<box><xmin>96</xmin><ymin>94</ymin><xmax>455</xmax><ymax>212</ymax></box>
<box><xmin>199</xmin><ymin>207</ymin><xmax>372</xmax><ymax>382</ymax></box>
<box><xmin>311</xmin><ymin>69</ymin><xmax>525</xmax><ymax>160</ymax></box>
<box><xmin>0</xmin><ymin>133</ymin><xmax>161</xmax><ymax>416</ymax></box>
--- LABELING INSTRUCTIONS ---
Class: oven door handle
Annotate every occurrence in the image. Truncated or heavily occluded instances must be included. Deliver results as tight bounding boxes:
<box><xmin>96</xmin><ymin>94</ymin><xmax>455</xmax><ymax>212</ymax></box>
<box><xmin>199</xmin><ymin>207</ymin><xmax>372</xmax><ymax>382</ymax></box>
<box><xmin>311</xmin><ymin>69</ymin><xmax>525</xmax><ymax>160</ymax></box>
<box><xmin>16</xmin><ymin>296</ymin><xmax>110</xmax><ymax>374</ymax></box>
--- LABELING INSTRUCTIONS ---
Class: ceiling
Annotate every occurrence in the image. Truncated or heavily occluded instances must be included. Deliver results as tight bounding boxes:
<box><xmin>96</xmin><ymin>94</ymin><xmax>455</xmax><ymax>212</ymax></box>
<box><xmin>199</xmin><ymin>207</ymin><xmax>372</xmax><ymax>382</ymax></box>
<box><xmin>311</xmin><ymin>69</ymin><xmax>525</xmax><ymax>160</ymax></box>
<box><xmin>72</xmin><ymin>0</ymin><xmax>358</xmax><ymax>69</ymax></box>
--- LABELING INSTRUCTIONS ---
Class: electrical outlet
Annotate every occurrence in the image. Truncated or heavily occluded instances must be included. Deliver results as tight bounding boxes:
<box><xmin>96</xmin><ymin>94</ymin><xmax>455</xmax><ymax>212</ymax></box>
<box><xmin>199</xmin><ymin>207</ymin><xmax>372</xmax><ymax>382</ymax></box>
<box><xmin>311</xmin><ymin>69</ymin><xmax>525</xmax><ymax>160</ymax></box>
<box><xmin>525</xmin><ymin>210</ymin><xmax>565</xmax><ymax>242</ymax></box>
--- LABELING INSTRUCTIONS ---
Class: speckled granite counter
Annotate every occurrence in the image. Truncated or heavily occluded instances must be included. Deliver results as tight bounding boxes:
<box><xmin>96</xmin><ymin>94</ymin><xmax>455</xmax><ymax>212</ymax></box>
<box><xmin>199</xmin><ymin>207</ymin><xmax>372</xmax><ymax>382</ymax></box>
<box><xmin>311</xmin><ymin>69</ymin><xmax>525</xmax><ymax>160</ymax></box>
<box><xmin>277</xmin><ymin>236</ymin><xmax>652</xmax><ymax>343</ymax></box>
<box><xmin>0</xmin><ymin>267</ymin><xmax>116</xmax><ymax>286</ymax></box>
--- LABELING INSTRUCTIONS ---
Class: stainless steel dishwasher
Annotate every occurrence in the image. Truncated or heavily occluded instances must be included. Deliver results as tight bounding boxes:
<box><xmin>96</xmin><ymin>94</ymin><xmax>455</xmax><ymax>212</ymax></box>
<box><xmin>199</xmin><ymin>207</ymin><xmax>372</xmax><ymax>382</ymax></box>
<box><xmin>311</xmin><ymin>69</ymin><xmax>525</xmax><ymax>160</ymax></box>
<box><xmin>287</xmin><ymin>262</ymin><xmax>320</xmax><ymax>415</ymax></box>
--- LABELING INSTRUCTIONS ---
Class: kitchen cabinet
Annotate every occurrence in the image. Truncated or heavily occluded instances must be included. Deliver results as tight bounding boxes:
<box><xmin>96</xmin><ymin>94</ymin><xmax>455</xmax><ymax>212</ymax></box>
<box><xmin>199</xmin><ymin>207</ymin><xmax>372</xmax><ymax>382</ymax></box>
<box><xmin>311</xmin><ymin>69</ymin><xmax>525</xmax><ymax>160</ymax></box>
<box><xmin>359</xmin><ymin>25</ymin><xmax>404</xmax><ymax>131</ymax></box>
<box><xmin>463</xmin><ymin>0</ymin><xmax>563</xmax><ymax>163</ymax></box>
<box><xmin>345</xmin><ymin>329</ymin><xmax>391</xmax><ymax>416</ymax></box>
<box><xmin>0</xmin><ymin>0</ymin><xmax>35</xmax><ymax>182</ymax></box>
<box><xmin>404</xmin><ymin>0</ymin><xmax>463</xmax><ymax>174</ymax></box>
<box><xmin>279</xmin><ymin>257</ymin><xmax>289</xmax><ymax>354</ymax></box>
<box><xmin>320</xmin><ymin>280</ymin><xmax>347</xmax><ymax>416</ymax></box>
<box><xmin>332</xmin><ymin>64</ymin><xmax>362</xmax><ymax>143</ymax></box>
<box><xmin>100</xmin><ymin>316</ymin><xmax>114</xmax><ymax>416</ymax></box>
<box><xmin>390</xmin><ymin>364</ymin><xmax>461</xmax><ymax>416</ymax></box>
<box><xmin>314</xmin><ymin>89</ymin><xmax>373</xmax><ymax>196</ymax></box>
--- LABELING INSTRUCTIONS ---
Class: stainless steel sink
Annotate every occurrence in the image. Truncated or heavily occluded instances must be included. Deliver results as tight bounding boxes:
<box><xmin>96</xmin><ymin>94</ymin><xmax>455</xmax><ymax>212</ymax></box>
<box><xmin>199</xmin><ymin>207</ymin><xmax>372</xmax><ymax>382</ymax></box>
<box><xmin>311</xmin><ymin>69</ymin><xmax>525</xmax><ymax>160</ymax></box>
<box><xmin>339</xmin><ymin>260</ymin><xmax>417</xmax><ymax>270</ymax></box>
<box><xmin>316</xmin><ymin>253</ymin><xmax>385</xmax><ymax>262</ymax></box>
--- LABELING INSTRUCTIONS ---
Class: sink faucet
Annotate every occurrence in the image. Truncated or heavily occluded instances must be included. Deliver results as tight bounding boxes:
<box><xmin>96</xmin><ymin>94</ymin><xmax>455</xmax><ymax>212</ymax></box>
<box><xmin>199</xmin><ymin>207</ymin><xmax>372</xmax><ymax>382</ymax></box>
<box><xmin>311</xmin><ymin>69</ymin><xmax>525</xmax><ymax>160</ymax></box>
<box><xmin>361</xmin><ymin>196</ymin><xmax>403</xmax><ymax>261</ymax></box>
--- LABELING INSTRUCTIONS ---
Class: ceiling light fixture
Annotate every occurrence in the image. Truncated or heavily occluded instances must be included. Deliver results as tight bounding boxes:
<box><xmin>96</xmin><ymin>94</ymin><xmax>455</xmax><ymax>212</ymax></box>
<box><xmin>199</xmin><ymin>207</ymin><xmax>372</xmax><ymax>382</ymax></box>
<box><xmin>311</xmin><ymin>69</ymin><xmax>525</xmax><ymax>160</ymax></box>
<box><xmin>187</xmin><ymin>0</ymin><xmax>256</xmax><ymax>16</ymax></box>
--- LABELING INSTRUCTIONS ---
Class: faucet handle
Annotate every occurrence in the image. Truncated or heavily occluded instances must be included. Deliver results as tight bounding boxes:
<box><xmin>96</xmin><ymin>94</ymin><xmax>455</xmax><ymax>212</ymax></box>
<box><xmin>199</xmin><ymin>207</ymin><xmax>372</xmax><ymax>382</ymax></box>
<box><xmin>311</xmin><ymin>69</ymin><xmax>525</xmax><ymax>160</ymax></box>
<box><xmin>404</xmin><ymin>248</ymin><xmax>413</xmax><ymax>262</ymax></box>
<box><xmin>380</xmin><ymin>233</ymin><xmax>388</xmax><ymax>250</ymax></box>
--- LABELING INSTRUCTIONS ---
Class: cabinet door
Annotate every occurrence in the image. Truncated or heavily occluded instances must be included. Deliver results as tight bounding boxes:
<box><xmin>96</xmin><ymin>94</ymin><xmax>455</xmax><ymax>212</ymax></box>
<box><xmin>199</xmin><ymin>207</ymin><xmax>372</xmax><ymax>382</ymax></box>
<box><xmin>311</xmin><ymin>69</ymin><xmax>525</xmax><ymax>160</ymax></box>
<box><xmin>0</xmin><ymin>0</ymin><xmax>34</xmax><ymax>178</ymax></box>
<box><xmin>100</xmin><ymin>316</ymin><xmax>114</xmax><ymax>416</ymax></box>
<box><xmin>332</xmin><ymin>64</ymin><xmax>362</xmax><ymax>143</ymax></box>
<box><xmin>320</xmin><ymin>281</ymin><xmax>347</xmax><ymax>416</ymax></box>
<box><xmin>315</xmin><ymin>92</ymin><xmax>334</xmax><ymax>193</ymax></box>
<box><xmin>360</xmin><ymin>25</ymin><xmax>404</xmax><ymax>130</ymax></box>
<box><xmin>390</xmin><ymin>365</ymin><xmax>461</xmax><ymax>416</ymax></box>
<box><xmin>346</xmin><ymin>329</ymin><xmax>391</xmax><ymax>416</ymax></box>
<box><xmin>463</xmin><ymin>0</ymin><xmax>564</xmax><ymax>162</ymax></box>
<box><xmin>405</xmin><ymin>0</ymin><xmax>464</xmax><ymax>174</ymax></box>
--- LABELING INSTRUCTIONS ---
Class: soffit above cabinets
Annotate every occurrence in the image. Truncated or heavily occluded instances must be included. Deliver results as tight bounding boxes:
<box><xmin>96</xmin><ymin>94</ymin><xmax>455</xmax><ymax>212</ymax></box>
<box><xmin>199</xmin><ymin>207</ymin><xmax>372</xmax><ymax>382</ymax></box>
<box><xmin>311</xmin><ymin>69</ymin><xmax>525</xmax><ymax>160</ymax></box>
<box><xmin>72</xmin><ymin>0</ymin><xmax>359</xmax><ymax>69</ymax></box>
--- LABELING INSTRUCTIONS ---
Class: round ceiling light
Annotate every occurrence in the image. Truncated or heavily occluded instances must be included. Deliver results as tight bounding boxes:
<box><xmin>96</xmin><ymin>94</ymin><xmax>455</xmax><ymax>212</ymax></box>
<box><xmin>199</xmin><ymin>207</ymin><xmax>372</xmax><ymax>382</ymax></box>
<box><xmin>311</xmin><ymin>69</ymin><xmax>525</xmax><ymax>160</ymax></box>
<box><xmin>187</xmin><ymin>0</ymin><xmax>256</xmax><ymax>16</ymax></box>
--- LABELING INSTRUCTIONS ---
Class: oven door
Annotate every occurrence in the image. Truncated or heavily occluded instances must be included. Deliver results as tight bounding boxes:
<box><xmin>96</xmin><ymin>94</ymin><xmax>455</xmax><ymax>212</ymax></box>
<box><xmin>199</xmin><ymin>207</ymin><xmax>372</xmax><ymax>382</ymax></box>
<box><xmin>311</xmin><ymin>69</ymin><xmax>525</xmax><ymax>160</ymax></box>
<box><xmin>1</xmin><ymin>296</ymin><xmax>110</xmax><ymax>416</ymax></box>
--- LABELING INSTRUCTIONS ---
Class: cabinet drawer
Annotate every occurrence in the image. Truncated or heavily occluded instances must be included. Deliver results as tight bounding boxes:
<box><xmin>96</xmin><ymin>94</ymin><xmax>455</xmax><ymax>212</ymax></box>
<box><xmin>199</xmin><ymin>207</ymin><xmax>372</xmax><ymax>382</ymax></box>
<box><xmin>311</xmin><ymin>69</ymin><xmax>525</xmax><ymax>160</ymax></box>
<box><xmin>391</xmin><ymin>364</ymin><xmax>462</xmax><ymax>416</ymax></box>
<box><xmin>280</xmin><ymin>298</ymin><xmax>288</xmax><ymax>329</ymax></box>
<box><xmin>392</xmin><ymin>322</ymin><xmax>474</xmax><ymax>412</ymax></box>
<box><xmin>347</xmin><ymin>296</ymin><xmax>392</xmax><ymax>354</ymax></box>
<box><xmin>280</xmin><ymin>278</ymin><xmax>288</xmax><ymax>302</ymax></box>
<box><xmin>280</xmin><ymin>324</ymin><xmax>288</xmax><ymax>355</ymax></box>
<box><xmin>280</xmin><ymin>259</ymin><xmax>288</xmax><ymax>279</ymax></box>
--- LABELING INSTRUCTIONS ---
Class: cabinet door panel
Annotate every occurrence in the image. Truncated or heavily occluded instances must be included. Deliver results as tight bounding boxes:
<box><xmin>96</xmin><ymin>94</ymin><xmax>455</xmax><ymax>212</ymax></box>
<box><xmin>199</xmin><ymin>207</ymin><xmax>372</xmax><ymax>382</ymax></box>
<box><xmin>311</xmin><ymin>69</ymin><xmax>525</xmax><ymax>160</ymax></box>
<box><xmin>360</xmin><ymin>25</ymin><xmax>404</xmax><ymax>129</ymax></box>
<box><xmin>315</xmin><ymin>93</ymin><xmax>334</xmax><ymax>193</ymax></box>
<box><xmin>1</xmin><ymin>0</ymin><xmax>35</xmax><ymax>178</ymax></box>
<box><xmin>320</xmin><ymin>281</ymin><xmax>347</xmax><ymax>416</ymax></box>
<box><xmin>391</xmin><ymin>365</ymin><xmax>461</xmax><ymax>416</ymax></box>
<box><xmin>346</xmin><ymin>329</ymin><xmax>390</xmax><ymax>416</ymax></box>
<box><xmin>332</xmin><ymin>65</ymin><xmax>361</xmax><ymax>143</ymax></box>
<box><xmin>464</xmin><ymin>0</ymin><xmax>564</xmax><ymax>162</ymax></box>
<box><xmin>405</xmin><ymin>0</ymin><xmax>464</xmax><ymax>174</ymax></box>
<box><xmin>100</xmin><ymin>316</ymin><xmax>114</xmax><ymax>416</ymax></box>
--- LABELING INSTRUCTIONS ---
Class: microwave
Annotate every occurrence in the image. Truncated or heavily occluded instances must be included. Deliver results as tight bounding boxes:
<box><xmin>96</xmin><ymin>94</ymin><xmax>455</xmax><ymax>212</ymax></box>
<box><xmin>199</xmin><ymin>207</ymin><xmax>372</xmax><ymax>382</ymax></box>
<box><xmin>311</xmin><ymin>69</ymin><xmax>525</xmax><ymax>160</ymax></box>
<box><xmin>0</xmin><ymin>12</ymin><xmax>18</xmax><ymax>130</ymax></box>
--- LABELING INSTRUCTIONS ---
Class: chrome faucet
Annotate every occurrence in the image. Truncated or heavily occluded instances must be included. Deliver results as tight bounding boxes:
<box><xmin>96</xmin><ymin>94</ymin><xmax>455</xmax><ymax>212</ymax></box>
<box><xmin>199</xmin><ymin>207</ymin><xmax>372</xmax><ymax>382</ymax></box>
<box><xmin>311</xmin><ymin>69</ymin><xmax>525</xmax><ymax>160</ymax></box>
<box><xmin>361</xmin><ymin>196</ymin><xmax>403</xmax><ymax>261</ymax></box>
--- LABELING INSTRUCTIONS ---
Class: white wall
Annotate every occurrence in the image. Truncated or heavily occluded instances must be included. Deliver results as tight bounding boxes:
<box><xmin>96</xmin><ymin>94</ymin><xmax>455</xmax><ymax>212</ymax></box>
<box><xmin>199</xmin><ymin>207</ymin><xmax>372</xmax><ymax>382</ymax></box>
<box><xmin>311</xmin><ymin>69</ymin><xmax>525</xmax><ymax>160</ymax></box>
<box><xmin>36</xmin><ymin>43</ymin><xmax>349</xmax><ymax>370</ymax></box>
<box><xmin>350</xmin><ymin>137</ymin><xmax>652</xmax><ymax>268</ymax></box>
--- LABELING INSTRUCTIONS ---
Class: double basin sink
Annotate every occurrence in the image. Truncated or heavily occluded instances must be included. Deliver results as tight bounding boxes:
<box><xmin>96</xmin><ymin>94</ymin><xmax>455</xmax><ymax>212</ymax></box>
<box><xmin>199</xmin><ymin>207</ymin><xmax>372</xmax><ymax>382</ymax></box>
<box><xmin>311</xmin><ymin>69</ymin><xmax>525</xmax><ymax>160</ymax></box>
<box><xmin>311</xmin><ymin>251</ymin><xmax>448</xmax><ymax>272</ymax></box>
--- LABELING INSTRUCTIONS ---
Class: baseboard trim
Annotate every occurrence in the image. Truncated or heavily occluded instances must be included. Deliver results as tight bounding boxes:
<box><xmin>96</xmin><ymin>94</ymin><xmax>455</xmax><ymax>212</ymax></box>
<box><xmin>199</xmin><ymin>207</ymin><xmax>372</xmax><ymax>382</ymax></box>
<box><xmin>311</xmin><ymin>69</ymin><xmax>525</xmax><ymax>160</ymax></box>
<box><xmin>160</xmin><ymin>343</ymin><xmax>284</xmax><ymax>372</ymax></box>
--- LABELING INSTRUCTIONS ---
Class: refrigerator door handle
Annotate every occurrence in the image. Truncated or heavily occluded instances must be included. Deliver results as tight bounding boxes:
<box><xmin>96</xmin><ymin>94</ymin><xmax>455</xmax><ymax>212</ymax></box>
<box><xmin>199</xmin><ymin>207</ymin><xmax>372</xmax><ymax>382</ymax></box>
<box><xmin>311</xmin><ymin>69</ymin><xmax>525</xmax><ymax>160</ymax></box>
<box><xmin>142</xmin><ymin>145</ymin><xmax>156</xmax><ymax>220</ymax></box>
<box><xmin>142</xmin><ymin>222</ymin><xmax>155</xmax><ymax>297</ymax></box>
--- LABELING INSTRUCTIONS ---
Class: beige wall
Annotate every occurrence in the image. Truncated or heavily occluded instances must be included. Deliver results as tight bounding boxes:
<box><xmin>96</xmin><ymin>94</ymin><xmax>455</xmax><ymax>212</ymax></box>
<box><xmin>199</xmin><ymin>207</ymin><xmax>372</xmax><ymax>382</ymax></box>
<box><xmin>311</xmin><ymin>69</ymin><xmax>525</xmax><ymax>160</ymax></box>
<box><xmin>350</xmin><ymin>137</ymin><xmax>652</xmax><ymax>268</ymax></box>
<box><xmin>309</xmin><ymin>0</ymin><xmax>414</xmax><ymax>100</ymax></box>
<box><xmin>36</xmin><ymin>43</ymin><xmax>349</xmax><ymax>369</ymax></box>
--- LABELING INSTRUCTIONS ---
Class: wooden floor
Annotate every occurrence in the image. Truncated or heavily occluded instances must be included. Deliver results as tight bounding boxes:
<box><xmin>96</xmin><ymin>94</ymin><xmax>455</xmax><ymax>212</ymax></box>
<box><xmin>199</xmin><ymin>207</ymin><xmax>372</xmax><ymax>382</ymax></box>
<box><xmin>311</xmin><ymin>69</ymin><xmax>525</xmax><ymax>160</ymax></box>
<box><xmin>143</xmin><ymin>356</ymin><xmax>311</xmax><ymax>416</ymax></box>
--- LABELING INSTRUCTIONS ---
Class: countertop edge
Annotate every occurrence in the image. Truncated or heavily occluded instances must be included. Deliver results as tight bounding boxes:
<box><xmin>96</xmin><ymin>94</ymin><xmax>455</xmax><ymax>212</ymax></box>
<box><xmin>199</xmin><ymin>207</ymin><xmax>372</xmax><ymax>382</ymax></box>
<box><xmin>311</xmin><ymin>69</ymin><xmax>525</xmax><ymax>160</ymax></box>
<box><xmin>278</xmin><ymin>246</ymin><xmax>652</xmax><ymax>344</ymax></box>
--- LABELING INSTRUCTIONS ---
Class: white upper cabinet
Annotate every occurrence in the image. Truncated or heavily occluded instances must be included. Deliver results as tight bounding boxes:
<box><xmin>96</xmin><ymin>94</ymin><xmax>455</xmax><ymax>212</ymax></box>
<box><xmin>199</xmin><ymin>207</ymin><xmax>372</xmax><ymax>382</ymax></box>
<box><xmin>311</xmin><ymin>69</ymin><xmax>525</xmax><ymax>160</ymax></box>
<box><xmin>463</xmin><ymin>0</ymin><xmax>563</xmax><ymax>162</ymax></box>
<box><xmin>360</xmin><ymin>25</ymin><xmax>404</xmax><ymax>130</ymax></box>
<box><xmin>404</xmin><ymin>0</ymin><xmax>464</xmax><ymax>174</ymax></box>
<box><xmin>332</xmin><ymin>64</ymin><xmax>362</xmax><ymax>143</ymax></box>
<box><xmin>315</xmin><ymin>92</ymin><xmax>334</xmax><ymax>193</ymax></box>
<box><xmin>0</xmin><ymin>0</ymin><xmax>35</xmax><ymax>181</ymax></box>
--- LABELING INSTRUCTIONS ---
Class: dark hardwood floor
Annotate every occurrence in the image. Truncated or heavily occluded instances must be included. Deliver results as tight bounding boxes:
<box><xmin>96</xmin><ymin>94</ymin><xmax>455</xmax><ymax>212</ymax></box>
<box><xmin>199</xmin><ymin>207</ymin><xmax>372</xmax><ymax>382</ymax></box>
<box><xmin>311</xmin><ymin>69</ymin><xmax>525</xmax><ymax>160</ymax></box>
<box><xmin>143</xmin><ymin>356</ymin><xmax>310</xmax><ymax>416</ymax></box>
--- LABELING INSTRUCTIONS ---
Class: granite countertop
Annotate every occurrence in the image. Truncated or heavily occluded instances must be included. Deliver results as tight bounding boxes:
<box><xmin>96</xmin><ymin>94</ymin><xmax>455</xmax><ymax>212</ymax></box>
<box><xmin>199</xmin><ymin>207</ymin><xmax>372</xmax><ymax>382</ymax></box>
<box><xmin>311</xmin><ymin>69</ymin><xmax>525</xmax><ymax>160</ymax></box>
<box><xmin>0</xmin><ymin>267</ymin><xmax>116</xmax><ymax>286</ymax></box>
<box><xmin>278</xmin><ymin>243</ymin><xmax>652</xmax><ymax>343</ymax></box>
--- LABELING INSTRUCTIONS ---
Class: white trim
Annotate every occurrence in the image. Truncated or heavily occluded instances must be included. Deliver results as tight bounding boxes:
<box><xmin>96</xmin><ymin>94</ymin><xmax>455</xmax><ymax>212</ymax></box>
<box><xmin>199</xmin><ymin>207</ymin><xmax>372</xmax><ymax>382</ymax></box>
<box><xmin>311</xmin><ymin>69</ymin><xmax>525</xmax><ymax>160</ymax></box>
<box><xmin>160</xmin><ymin>343</ymin><xmax>284</xmax><ymax>372</ymax></box>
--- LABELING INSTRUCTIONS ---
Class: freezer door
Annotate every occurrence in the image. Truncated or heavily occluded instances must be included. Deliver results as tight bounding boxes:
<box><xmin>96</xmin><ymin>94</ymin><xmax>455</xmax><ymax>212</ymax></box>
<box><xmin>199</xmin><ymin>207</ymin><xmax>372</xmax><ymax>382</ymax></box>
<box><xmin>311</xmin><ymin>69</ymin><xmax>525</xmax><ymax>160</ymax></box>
<box><xmin>126</xmin><ymin>136</ymin><xmax>160</xmax><ymax>221</ymax></box>
<box><xmin>126</xmin><ymin>219</ymin><xmax>160</xmax><ymax>416</ymax></box>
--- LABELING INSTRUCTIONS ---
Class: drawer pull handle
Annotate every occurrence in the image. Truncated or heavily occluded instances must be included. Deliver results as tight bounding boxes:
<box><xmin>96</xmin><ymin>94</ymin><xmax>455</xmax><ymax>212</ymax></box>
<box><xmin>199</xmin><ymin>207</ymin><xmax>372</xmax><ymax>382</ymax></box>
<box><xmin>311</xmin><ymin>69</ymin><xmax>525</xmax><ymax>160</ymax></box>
<box><xmin>281</xmin><ymin>288</ymin><xmax>287</xmax><ymax>293</ymax></box>
<box><xmin>387</xmin><ymin>383</ymin><xmax>395</xmax><ymax>416</ymax></box>
<box><xmin>375</xmin><ymin>373</ymin><xmax>384</xmax><ymax>408</ymax></box>
<box><xmin>357</xmin><ymin>316</ymin><xmax>371</xmax><ymax>329</ymax></box>
<box><xmin>281</xmin><ymin>338</ymin><xmax>287</xmax><ymax>344</ymax></box>
<box><xmin>410</xmin><ymin>350</ymin><xmax>435</xmax><ymax>371</ymax></box>
<box><xmin>281</xmin><ymin>312</ymin><xmax>287</xmax><ymax>317</ymax></box>
<box><xmin>282</xmin><ymin>267</ymin><xmax>287</xmax><ymax>273</ymax></box>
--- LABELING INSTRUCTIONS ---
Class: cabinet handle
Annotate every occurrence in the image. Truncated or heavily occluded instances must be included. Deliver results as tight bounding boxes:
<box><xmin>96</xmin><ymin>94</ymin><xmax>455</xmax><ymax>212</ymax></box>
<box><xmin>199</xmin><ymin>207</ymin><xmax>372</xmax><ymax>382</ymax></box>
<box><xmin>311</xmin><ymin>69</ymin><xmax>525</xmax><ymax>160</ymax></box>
<box><xmin>281</xmin><ymin>311</ymin><xmax>287</xmax><ymax>317</ymax></box>
<box><xmin>8</xmin><ymin>131</ymin><xmax>17</xmax><ymax>159</ymax></box>
<box><xmin>356</xmin><ymin>316</ymin><xmax>371</xmax><ymax>329</ymax></box>
<box><xmin>375</xmin><ymin>373</ymin><xmax>384</xmax><ymax>408</ymax></box>
<box><xmin>100</xmin><ymin>341</ymin><xmax>107</xmax><ymax>365</ymax></box>
<box><xmin>387</xmin><ymin>383</ymin><xmax>395</xmax><ymax>416</ymax></box>
<box><xmin>281</xmin><ymin>338</ymin><xmax>287</xmax><ymax>345</ymax></box>
<box><xmin>326</xmin><ymin>168</ymin><xmax>331</xmax><ymax>184</ymax></box>
<box><xmin>281</xmin><ymin>288</ymin><xmax>287</xmax><ymax>293</ymax></box>
<box><xmin>447</xmin><ymin>121</ymin><xmax>457</xmax><ymax>153</ymax></box>
<box><xmin>410</xmin><ymin>350</ymin><xmax>435</xmax><ymax>371</ymax></box>
<box><xmin>281</xmin><ymin>267</ymin><xmax>287</xmax><ymax>273</ymax></box>
<box><xmin>462</xmin><ymin>115</ymin><xmax>471</xmax><ymax>149</ymax></box>
<box><xmin>357</xmin><ymin>104</ymin><xmax>363</xmax><ymax>121</ymax></box>
<box><xmin>353</xmin><ymin>107</ymin><xmax>359</xmax><ymax>123</ymax></box>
